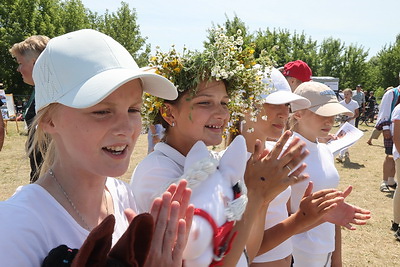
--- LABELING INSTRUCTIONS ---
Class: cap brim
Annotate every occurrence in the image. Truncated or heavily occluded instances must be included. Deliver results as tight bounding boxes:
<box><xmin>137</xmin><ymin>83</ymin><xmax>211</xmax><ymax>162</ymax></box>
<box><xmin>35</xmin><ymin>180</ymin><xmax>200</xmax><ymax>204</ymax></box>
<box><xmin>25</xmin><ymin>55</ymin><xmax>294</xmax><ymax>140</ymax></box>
<box><xmin>57</xmin><ymin>68</ymin><xmax>178</xmax><ymax>109</ymax></box>
<box><xmin>262</xmin><ymin>91</ymin><xmax>311</xmax><ymax>110</ymax></box>
<box><xmin>310</xmin><ymin>102</ymin><xmax>354</xmax><ymax>117</ymax></box>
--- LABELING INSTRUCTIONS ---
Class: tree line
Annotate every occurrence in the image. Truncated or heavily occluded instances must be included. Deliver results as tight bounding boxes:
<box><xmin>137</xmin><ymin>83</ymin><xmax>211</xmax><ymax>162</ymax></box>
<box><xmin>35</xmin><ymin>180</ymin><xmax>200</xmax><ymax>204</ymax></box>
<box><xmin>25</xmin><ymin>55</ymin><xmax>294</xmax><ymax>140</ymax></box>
<box><xmin>1</xmin><ymin>0</ymin><xmax>400</xmax><ymax>99</ymax></box>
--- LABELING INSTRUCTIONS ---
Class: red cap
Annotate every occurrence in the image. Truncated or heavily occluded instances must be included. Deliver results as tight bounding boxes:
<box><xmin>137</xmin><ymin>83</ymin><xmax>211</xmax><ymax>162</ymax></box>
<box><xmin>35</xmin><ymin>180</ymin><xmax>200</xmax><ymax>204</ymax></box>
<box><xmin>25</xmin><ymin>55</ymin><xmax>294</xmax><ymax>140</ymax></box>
<box><xmin>282</xmin><ymin>60</ymin><xmax>312</xmax><ymax>82</ymax></box>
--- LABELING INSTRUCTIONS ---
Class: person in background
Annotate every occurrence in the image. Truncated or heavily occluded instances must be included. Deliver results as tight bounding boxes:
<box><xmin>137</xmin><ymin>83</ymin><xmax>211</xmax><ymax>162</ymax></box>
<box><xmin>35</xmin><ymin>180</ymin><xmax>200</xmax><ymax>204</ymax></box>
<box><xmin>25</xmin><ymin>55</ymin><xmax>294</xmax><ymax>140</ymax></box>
<box><xmin>365</xmin><ymin>91</ymin><xmax>377</xmax><ymax>123</ymax></box>
<box><xmin>9</xmin><ymin>35</ymin><xmax>50</xmax><ymax>183</ymax></box>
<box><xmin>0</xmin><ymin>96</ymin><xmax>4</xmax><ymax>151</ymax></box>
<box><xmin>336</xmin><ymin>88</ymin><xmax>359</xmax><ymax>162</ymax></box>
<box><xmin>352</xmin><ymin>84</ymin><xmax>366</xmax><ymax>128</ymax></box>
<box><xmin>390</xmin><ymin>96</ymin><xmax>400</xmax><ymax>240</ymax></box>
<box><xmin>147</xmin><ymin>123</ymin><xmax>165</xmax><ymax>154</ymax></box>
<box><xmin>281</xmin><ymin>60</ymin><xmax>312</xmax><ymax>92</ymax></box>
<box><xmin>376</xmin><ymin>82</ymin><xmax>400</xmax><ymax>192</ymax></box>
<box><xmin>366</xmin><ymin>90</ymin><xmax>380</xmax><ymax>145</ymax></box>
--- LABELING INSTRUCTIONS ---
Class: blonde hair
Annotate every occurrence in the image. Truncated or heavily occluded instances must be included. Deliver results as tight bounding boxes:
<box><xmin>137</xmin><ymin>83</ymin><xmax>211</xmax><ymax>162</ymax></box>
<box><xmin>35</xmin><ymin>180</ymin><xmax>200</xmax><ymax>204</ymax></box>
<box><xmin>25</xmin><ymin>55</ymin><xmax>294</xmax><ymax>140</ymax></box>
<box><xmin>27</xmin><ymin>104</ymin><xmax>59</xmax><ymax>178</ymax></box>
<box><xmin>343</xmin><ymin>88</ymin><xmax>353</xmax><ymax>95</ymax></box>
<box><xmin>9</xmin><ymin>35</ymin><xmax>50</xmax><ymax>59</ymax></box>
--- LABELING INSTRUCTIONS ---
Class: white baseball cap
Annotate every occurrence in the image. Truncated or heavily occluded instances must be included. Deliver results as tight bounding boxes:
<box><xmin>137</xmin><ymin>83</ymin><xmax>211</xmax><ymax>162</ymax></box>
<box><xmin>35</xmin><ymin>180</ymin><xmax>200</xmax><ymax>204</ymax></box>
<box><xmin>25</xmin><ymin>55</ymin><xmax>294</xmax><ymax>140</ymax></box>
<box><xmin>291</xmin><ymin>81</ymin><xmax>353</xmax><ymax>117</ymax></box>
<box><xmin>260</xmin><ymin>67</ymin><xmax>311</xmax><ymax>109</ymax></box>
<box><xmin>33</xmin><ymin>29</ymin><xmax>178</xmax><ymax>112</ymax></box>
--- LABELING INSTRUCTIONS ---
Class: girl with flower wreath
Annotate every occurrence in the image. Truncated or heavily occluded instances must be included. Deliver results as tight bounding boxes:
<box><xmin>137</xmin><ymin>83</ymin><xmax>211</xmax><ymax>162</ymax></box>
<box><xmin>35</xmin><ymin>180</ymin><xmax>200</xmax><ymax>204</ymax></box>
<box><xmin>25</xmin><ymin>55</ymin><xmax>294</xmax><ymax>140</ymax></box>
<box><xmin>131</xmin><ymin>28</ymin><xmax>312</xmax><ymax>267</ymax></box>
<box><xmin>232</xmin><ymin>68</ymin><xmax>371</xmax><ymax>267</ymax></box>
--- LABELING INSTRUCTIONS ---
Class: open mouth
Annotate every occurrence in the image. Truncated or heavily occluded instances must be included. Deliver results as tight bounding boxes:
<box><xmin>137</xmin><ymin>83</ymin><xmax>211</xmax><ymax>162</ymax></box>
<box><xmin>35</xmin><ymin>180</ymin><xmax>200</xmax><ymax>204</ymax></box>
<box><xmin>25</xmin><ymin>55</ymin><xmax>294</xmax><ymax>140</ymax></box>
<box><xmin>103</xmin><ymin>145</ymin><xmax>127</xmax><ymax>155</ymax></box>
<box><xmin>205</xmin><ymin>124</ymin><xmax>222</xmax><ymax>129</ymax></box>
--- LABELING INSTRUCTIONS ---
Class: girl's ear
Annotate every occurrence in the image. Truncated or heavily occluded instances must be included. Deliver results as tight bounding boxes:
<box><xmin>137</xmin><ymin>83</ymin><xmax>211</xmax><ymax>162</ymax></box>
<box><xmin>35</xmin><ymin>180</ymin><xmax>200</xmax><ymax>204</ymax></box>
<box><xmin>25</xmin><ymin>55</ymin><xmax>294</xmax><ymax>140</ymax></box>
<box><xmin>41</xmin><ymin>115</ymin><xmax>56</xmax><ymax>134</ymax></box>
<box><xmin>160</xmin><ymin>103</ymin><xmax>176</xmax><ymax>127</ymax></box>
<box><xmin>292</xmin><ymin>110</ymin><xmax>303</xmax><ymax>121</ymax></box>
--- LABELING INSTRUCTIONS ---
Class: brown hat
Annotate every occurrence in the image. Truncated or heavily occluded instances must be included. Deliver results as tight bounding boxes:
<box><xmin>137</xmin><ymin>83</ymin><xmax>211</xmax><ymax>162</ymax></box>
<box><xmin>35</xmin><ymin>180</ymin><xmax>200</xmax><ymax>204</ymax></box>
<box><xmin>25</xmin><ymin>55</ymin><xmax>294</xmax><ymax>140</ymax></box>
<box><xmin>291</xmin><ymin>81</ymin><xmax>353</xmax><ymax>117</ymax></box>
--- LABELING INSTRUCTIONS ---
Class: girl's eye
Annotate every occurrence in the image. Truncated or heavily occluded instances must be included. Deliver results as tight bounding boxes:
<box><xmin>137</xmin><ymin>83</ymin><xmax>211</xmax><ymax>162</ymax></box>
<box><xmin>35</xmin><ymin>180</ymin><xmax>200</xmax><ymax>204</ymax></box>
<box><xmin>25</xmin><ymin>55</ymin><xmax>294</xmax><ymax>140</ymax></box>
<box><xmin>93</xmin><ymin>110</ymin><xmax>110</xmax><ymax>115</ymax></box>
<box><xmin>129</xmin><ymin>108</ymin><xmax>141</xmax><ymax>113</ymax></box>
<box><xmin>198</xmin><ymin>101</ymin><xmax>210</xmax><ymax>105</ymax></box>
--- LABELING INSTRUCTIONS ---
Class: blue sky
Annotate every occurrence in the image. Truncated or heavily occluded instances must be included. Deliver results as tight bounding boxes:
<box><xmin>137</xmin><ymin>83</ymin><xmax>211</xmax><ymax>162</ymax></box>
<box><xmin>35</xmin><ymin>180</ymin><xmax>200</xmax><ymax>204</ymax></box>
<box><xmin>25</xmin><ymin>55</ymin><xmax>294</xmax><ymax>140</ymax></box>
<box><xmin>81</xmin><ymin>0</ymin><xmax>400</xmax><ymax>59</ymax></box>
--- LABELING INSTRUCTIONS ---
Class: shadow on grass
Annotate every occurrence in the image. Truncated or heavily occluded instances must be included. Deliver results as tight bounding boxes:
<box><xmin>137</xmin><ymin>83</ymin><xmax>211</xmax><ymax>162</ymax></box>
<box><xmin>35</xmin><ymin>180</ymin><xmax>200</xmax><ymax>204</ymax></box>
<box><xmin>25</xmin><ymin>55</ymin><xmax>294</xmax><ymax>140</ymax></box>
<box><xmin>367</xmin><ymin>144</ymin><xmax>384</xmax><ymax>148</ymax></box>
<box><xmin>384</xmin><ymin>191</ymin><xmax>395</xmax><ymax>199</ymax></box>
<box><xmin>341</xmin><ymin>160</ymin><xmax>365</xmax><ymax>169</ymax></box>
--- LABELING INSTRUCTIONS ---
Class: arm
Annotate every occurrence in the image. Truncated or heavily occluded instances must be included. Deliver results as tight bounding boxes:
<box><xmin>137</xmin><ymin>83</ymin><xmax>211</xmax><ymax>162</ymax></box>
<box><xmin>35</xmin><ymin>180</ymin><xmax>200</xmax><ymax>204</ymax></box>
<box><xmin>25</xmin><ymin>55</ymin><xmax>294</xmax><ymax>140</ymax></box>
<box><xmin>256</xmin><ymin>183</ymin><xmax>343</xmax><ymax>256</ymax></box>
<box><xmin>223</xmin><ymin>131</ymin><xmax>310</xmax><ymax>265</ymax></box>
<box><xmin>0</xmin><ymin>115</ymin><xmax>4</xmax><ymax>151</ymax></box>
<box><xmin>351</xmin><ymin>108</ymin><xmax>360</xmax><ymax>120</ymax></box>
<box><xmin>393</xmin><ymin>119</ymin><xmax>400</xmax><ymax>153</ymax></box>
<box><xmin>377</xmin><ymin>90</ymin><xmax>394</xmax><ymax>125</ymax></box>
<box><xmin>331</xmin><ymin>225</ymin><xmax>342</xmax><ymax>267</ymax></box>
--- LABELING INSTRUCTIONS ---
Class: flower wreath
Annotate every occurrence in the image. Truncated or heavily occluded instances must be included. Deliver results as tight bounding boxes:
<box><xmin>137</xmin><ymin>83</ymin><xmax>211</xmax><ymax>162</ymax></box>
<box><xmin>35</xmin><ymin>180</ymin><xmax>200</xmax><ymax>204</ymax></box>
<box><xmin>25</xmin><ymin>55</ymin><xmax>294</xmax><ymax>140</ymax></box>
<box><xmin>142</xmin><ymin>27</ymin><xmax>273</xmax><ymax>135</ymax></box>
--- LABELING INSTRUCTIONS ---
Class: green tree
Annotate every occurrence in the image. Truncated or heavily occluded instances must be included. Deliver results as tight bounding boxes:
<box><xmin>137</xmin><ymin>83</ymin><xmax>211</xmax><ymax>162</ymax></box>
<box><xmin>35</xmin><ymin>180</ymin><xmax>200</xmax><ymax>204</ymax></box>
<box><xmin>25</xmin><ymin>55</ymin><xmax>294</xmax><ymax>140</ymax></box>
<box><xmin>339</xmin><ymin>44</ymin><xmax>369</xmax><ymax>89</ymax></box>
<box><xmin>376</xmin><ymin>35</ymin><xmax>400</xmax><ymax>88</ymax></box>
<box><xmin>60</xmin><ymin>0</ymin><xmax>91</xmax><ymax>33</ymax></box>
<box><xmin>0</xmin><ymin>0</ymin><xmax>151</xmax><ymax>96</ymax></box>
<box><xmin>97</xmin><ymin>2</ymin><xmax>150</xmax><ymax>67</ymax></box>
<box><xmin>315</xmin><ymin>37</ymin><xmax>344</xmax><ymax>78</ymax></box>
<box><xmin>253</xmin><ymin>28</ymin><xmax>293</xmax><ymax>67</ymax></box>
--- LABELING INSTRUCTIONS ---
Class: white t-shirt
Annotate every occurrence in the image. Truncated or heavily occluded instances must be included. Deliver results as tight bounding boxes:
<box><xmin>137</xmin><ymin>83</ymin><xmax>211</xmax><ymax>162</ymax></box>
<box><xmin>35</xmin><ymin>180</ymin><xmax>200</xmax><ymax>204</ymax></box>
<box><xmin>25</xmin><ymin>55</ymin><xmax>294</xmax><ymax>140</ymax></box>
<box><xmin>290</xmin><ymin>132</ymin><xmax>339</xmax><ymax>255</ymax></box>
<box><xmin>391</xmin><ymin>105</ymin><xmax>400</xmax><ymax>160</ymax></box>
<box><xmin>339</xmin><ymin>99</ymin><xmax>359</xmax><ymax>126</ymax></box>
<box><xmin>253</xmin><ymin>141</ymin><xmax>292</xmax><ymax>263</ymax></box>
<box><xmin>0</xmin><ymin>178</ymin><xmax>136</xmax><ymax>267</ymax></box>
<box><xmin>131</xmin><ymin>141</ymin><xmax>248</xmax><ymax>267</ymax></box>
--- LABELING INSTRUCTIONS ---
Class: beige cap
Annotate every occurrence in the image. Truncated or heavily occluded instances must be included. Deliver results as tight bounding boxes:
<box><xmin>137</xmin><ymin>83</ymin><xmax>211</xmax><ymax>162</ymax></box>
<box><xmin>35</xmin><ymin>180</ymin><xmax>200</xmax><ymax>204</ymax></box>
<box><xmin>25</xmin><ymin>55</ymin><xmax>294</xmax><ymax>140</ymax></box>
<box><xmin>291</xmin><ymin>81</ymin><xmax>354</xmax><ymax>117</ymax></box>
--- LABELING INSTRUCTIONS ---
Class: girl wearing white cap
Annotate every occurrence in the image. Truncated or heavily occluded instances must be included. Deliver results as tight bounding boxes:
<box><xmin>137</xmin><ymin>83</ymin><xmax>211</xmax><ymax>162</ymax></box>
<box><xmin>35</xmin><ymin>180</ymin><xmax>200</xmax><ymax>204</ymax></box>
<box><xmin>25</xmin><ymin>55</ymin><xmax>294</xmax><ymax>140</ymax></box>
<box><xmin>234</xmin><ymin>69</ymin><xmax>370</xmax><ymax>267</ymax></box>
<box><xmin>131</xmin><ymin>29</ymin><xmax>309</xmax><ymax>266</ymax></box>
<box><xmin>288</xmin><ymin>82</ymin><xmax>362</xmax><ymax>267</ymax></box>
<box><xmin>0</xmin><ymin>29</ymin><xmax>194</xmax><ymax>266</ymax></box>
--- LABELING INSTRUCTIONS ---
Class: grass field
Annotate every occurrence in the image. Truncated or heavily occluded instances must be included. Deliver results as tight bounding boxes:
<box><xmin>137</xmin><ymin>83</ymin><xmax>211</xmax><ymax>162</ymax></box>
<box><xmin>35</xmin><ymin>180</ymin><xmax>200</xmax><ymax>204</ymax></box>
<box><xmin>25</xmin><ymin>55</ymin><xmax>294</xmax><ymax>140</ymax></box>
<box><xmin>1</xmin><ymin>121</ymin><xmax>399</xmax><ymax>266</ymax></box>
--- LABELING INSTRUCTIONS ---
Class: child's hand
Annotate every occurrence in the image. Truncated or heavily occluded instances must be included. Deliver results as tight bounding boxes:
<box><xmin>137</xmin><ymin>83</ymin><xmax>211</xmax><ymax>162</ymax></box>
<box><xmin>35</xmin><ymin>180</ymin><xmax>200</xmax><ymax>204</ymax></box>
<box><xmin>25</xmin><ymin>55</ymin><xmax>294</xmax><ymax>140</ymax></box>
<box><xmin>132</xmin><ymin>180</ymin><xmax>194</xmax><ymax>267</ymax></box>
<box><xmin>245</xmin><ymin>130</ymin><xmax>309</xmax><ymax>205</ymax></box>
<box><xmin>296</xmin><ymin>182</ymin><xmax>344</xmax><ymax>227</ymax></box>
<box><xmin>323</xmin><ymin>186</ymin><xmax>371</xmax><ymax>230</ymax></box>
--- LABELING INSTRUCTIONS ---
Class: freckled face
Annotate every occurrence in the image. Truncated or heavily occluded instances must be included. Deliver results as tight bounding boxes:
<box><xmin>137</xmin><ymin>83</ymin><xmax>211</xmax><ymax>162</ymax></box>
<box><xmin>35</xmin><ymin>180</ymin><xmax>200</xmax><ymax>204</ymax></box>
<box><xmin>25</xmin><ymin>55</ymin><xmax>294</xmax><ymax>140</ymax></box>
<box><xmin>49</xmin><ymin>79</ymin><xmax>143</xmax><ymax>177</ymax></box>
<box><xmin>167</xmin><ymin>80</ymin><xmax>230</xmax><ymax>155</ymax></box>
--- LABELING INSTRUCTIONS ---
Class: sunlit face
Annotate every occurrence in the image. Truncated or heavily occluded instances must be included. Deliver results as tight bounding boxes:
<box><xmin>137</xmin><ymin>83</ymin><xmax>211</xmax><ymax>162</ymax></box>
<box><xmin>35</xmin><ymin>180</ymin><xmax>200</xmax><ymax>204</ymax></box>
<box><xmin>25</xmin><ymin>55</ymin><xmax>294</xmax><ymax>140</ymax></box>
<box><xmin>49</xmin><ymin>79</ymin><xmax>143</xmax><ymax>177</ymax></box>
<box><xmin>259</xmin><ymin>103</ymin><xmax>290</xmax><ymax>140</ymax></box>
<box><xmin>15</xmin><ymin>54</ymin><xmax>36</xmax><ymax>86</ymax></box>
<box><xmin>166</xmin><ymin>80</ymin><xmax>230</xmax><ymax>156</ymax></box>
<box><xmin>344</xmin><ymin>90</ymin><xmax>352</xmax><ymax>101</ymax></box>
<box><xmin>296</xmin><ymin>109</ymin><xmax>335</xmax><ymax>141</ymax></box>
